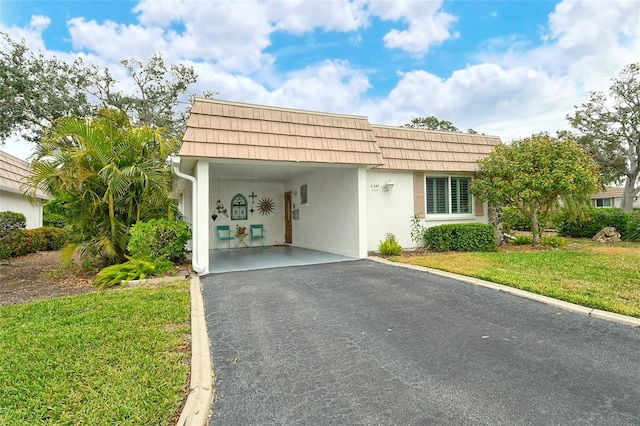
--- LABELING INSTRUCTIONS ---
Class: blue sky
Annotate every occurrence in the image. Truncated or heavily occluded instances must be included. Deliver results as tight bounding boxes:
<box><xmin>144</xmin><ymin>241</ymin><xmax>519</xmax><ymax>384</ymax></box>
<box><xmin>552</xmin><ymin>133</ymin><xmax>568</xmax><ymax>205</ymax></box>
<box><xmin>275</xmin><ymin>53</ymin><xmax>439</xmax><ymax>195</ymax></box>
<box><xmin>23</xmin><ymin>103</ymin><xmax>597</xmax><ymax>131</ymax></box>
<box><xmin>1</xmin><ymin>0</ymin><xmax>639</xmax><ymax>160</ymax></box>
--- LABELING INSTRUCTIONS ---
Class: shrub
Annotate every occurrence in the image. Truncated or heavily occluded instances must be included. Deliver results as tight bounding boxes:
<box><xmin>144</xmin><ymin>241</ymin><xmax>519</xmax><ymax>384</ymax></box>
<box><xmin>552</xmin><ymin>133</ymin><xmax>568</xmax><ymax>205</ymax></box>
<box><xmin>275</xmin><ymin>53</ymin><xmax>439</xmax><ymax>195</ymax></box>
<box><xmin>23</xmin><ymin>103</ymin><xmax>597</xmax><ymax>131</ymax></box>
<box><xmin>40</xmin><ymin>227</ymin><xmax>68</xmax><ymax>250</ymax></box>
<box><xmin>0</xmin><ymin>227</ymin><xmax>67</xmax><ymax>260</ymax></box>
<box><xmin>0</xmin><ymin>211</ymin><xmax>26</xmax><ymax>235</ymax></box>
<box><xmin>623</xmin><ymin>210</ymin><xmax>640</xmax><ymax>241</ymax></box>
<box><xmin>410</xmin><ymin>215</ymin><xmax>426</xmax><ymax>248</ymax></box>
<box><xmin>541</xmin><ymin>235</ymin><xmax>567</xmax><ymax>248</ymax></box>
<box><xmin>0</xmin><ymin>227</ymin><xmax>67</xmax><ymax>259</ymax></box>
<box><xmin>423</xmin><ymin>223</ymin><xmax>497</xmax><ymax>252</ymax></box>
<box><xmin>0</xmin><ymin>238</ymin><xmax>11</xmax><ymax>260</ymax></box>
<box><xmin>378</xmin><ymin>233</ymin><xmax>403</xmax><ymax>256</ymax></box>
<box><xmin>127</xmin><ymin>219</ymin><xmax>192</xmax><ymax>263</ymax></box>
<box><xmin>511</xmin><ymin>235</ymin><xmax>533</xmax><ymax>246</ymax></box>
<box><xmin>558</xmin><ymin>208</ymin><xmax>628</xmax><ymax>238</ymax></box>
<box><xmin>502</xmin><ymin>207</ymin><xmax>531</xmax><ymax>232</ymax></box>
<box><xmin>93</xmin><ymin>257</ymin><xmax>174</xmax><ymax>289</ymax></box>
<box><xmin>42</xmin><ymin>194</ymin><xmax>77</xmax><ymax>229</ymax></box>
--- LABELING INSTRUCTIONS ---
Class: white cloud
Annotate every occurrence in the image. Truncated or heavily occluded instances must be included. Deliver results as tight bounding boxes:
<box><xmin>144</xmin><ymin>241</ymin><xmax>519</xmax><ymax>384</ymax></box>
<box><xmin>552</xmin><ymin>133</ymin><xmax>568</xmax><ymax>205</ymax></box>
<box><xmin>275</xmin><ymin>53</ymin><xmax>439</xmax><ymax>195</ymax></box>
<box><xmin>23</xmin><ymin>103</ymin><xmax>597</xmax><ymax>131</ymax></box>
<box><xmin>67</xmin><ymin>1</ymin><xmax>275</xmax><ymax>73</ymax></box>
<box><xmin>268</xmin><ymin>60</ymin><xmax>371</xmax><ymax>112</ymax></box>
<box><xmin>368</xmin><ymin>0</ymin><xmax>457</xmax><ymax>56</ymax></box>
<box><xmin>266</xmin><ymin>0</ymin><xmax>369</xmax><ymax>34</ymax></box>
<box><xmin>186</xmin><ymin>59</ymin><xmax>371</xmax><ymax>115</ymax></box>
<box><xmin>482</xmin><ymin>0</ymin><xmax>640</xmax><ymax>89</ymax></box>
<box><xmin>544</xmin><ymin>0</ymin><xmax>640</xmax><ymax>90</ymax></box>
<box><xmin>68</xmin><ymin>18</ymin><xmax>168</xmax><ymax>63</ymax></box>
<box><xmin>363</xmin><ymin>64</ymin><xmax>579</xmax><ymax>140</ymax></box>
<box><xmin>547</xmin><ymin>0</ymin><xmax>637</xmax><ymax>52</ymax></box>
<box><xmin>0</xmin><ymin>15</ymin><xmax>50</xmax><ymax>52</ymax></box>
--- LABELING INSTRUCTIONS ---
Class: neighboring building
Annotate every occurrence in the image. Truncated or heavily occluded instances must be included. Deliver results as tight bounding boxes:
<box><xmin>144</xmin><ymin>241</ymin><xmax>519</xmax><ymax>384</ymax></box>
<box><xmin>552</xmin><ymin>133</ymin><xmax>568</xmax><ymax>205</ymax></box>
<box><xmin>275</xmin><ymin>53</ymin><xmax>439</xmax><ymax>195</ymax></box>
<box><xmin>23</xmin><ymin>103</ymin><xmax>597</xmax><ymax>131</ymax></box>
<box><xmin>591</xmin><ymin>187</ymin><xmax>640</xmax><ymax>209</ymax></box>
<box><xmin>172</xmin><ymin>99</ymin><xmax>501</xmax><ymax>274</ymax></box>
<box><xmin>0</xmin><ymin>150</ymin><xmax>50</xmax><ymax>229</ymax></box>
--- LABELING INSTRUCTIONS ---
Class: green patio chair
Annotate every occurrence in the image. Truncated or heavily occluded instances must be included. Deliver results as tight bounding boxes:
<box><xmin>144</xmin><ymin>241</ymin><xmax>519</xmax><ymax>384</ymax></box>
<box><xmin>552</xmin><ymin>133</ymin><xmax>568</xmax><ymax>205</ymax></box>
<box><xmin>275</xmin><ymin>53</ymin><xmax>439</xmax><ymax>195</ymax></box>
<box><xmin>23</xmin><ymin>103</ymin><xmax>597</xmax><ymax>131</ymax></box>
<box><xmin>216</xmin><ymin>225</ymin><xmax>234</xmax><ymax>249</ymax></box>
<box><xmin>249</xmin><ymin>224</ymin><xmax>266</xmax><ymax>247</ymax></box>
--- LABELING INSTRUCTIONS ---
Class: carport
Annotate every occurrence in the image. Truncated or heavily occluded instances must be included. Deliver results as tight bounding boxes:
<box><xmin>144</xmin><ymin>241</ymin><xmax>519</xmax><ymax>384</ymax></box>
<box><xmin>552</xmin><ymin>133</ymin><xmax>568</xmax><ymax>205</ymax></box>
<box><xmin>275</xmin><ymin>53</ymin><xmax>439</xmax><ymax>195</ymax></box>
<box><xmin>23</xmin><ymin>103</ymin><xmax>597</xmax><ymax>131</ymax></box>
<box><xmin>172</xmin><ymin>99</ymin><xmax>384</xmax><ymax>274</ymax></box>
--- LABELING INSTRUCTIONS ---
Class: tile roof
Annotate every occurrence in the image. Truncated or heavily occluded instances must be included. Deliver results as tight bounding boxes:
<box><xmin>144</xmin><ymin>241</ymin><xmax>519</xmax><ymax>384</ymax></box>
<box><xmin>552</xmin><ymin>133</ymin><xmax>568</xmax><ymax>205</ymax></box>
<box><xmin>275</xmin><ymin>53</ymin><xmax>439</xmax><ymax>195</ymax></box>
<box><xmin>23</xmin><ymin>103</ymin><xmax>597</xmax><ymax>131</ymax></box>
<box><xmin>180</xmin><ymin>99</ymin><xmax>384</xmax><ymax>166</ymax></box>
<box><xmin>179</xmin><ymin>99</ymin><xmax>502</xmax><ymax>171</ymax></box>
<box><xmin>372</xmin><ymin>125</ymin><xmax>501</xmax><ymax>172</ymax></box>
<box><xmin>0</xmin><ymin>150</ymin><xmax>49</xmax><ymax>199</ymax></box>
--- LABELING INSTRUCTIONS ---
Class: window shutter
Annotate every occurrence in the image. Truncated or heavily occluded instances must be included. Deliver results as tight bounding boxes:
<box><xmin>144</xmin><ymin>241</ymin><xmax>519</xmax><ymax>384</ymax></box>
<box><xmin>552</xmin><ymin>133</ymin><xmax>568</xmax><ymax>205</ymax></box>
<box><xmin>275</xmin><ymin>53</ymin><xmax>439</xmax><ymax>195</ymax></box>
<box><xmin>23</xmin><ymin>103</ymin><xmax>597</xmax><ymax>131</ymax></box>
<box><xmin>474</xmin><ymin>196</ymin><xmax>484</xmax><ymax>216</ymax></box>
<box><xmin>413</xmin><ymin>172</ymin><xmax>425</xmax><ymax>218</ymax></box>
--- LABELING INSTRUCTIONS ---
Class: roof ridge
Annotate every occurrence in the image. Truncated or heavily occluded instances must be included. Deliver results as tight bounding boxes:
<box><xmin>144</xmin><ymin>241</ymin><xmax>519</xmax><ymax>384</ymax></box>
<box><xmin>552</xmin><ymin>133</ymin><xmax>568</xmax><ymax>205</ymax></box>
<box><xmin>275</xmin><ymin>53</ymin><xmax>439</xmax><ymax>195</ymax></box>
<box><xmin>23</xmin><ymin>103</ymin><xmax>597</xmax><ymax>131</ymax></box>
<box><xmin>0</xmin><ymin>149</ymin><xmax>30</xmax><ymax>166</ymax></box>
<box><xmin>370</xmin><ymin>123</ymin><xmax>501</xmax><ymax>139</ymax></box>
<box><xmin>194</xmin><ymin>98</ymin><xmax>370</xmax><ymax>121</ymax></box>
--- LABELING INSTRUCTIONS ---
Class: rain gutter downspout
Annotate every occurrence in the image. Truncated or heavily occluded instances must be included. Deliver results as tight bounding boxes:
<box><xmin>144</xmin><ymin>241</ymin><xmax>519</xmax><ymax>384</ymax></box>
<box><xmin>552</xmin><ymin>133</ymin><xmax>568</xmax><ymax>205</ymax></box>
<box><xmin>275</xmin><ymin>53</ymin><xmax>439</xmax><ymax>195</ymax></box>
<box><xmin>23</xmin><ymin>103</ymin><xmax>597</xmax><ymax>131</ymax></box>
<box><xmin>172</xmin><ymin>157</ymin><xmax>205</xmax><ymax>274</ymax></box>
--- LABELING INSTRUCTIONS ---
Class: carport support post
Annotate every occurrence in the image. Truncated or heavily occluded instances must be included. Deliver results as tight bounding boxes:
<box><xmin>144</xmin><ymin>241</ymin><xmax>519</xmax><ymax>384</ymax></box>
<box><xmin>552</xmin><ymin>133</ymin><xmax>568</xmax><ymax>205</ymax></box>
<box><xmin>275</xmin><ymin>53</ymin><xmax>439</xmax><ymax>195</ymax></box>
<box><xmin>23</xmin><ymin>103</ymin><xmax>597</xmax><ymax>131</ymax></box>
<box><xmin>195</xmin><ymin>160</ymin><xmax>210</xmax><ymax>274</ymax></box>
<box><xmin>357</xmin><ymin>167</ymin><xmax>368</xmax><ymax>258</ymax></box>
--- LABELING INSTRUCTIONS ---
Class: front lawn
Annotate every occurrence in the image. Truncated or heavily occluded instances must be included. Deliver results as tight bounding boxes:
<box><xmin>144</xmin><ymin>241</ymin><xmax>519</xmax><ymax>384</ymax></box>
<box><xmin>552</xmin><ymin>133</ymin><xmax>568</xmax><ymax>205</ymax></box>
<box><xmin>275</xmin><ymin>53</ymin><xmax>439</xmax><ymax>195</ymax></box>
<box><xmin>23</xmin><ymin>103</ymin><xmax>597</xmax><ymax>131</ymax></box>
<box><xmin>394</xmin><ymin>241</ymin><xmax>640</xmax><ymax>318</ymax></box>
<box><xmin>0</xmin><ymin>281</ymin><xmax>190</xmax><ymax>425</ymax></box>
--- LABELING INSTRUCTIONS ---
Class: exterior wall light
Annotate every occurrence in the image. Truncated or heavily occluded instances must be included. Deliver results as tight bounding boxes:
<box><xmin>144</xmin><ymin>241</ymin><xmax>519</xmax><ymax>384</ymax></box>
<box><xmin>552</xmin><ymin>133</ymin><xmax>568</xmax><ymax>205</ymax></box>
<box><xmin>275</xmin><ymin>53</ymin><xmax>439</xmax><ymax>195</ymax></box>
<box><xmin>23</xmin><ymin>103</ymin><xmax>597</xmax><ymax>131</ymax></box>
<box><xmin>384</xmin><ymin>181</ymin><xmax>395</xmax><ymax>192</ymax></box>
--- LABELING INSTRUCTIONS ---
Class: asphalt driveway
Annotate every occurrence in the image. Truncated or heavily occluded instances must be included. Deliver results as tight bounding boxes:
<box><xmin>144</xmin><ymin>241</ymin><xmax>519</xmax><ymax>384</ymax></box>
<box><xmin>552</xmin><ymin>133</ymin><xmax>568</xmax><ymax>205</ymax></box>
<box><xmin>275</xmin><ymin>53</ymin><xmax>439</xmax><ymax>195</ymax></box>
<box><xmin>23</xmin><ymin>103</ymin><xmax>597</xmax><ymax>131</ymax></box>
<box><xmin>201</xmin><ymin>260</ymin><xmax>640</xmax><ymax>425</ymax></box>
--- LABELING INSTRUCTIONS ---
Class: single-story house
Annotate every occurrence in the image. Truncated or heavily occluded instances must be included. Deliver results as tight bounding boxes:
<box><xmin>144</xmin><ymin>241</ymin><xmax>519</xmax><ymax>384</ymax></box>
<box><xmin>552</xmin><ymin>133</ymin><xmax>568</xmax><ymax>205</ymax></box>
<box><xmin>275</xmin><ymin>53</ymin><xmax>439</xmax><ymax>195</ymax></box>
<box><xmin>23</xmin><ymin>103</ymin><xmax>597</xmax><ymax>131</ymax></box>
<box><xmin>0</xmin><ymin>150</ymin><xmax>49</xmax><ymax>229</ymax></box>
<box><xmin>172</xmin><ymin>99</ymin><xmax>501</xmax><ymax>274</ymax></box>
<box><xmin>591</xmin><ymin>186</ymin><xmax>640</xmax><ymax>209</ymax></box>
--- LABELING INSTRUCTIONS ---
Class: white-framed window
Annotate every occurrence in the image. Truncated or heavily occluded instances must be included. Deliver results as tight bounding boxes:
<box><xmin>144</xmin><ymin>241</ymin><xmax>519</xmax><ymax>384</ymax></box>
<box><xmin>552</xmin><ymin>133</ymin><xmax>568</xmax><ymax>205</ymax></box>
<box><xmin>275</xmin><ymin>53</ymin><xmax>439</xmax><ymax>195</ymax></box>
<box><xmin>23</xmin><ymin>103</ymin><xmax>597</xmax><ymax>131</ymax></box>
<box><xmin>300</xmin><ymin>184</ymin><xmax>308</xmax><ymax>205</ymax></box>
<box><xmin>595</xmin><ymin>198</ymin><xmax>612</xmax><ymax>208</ymax></box>
<box><xmin>425</xmin><ymin>176</ymin><xmax>472</xmax><ymax>215</ymax></box>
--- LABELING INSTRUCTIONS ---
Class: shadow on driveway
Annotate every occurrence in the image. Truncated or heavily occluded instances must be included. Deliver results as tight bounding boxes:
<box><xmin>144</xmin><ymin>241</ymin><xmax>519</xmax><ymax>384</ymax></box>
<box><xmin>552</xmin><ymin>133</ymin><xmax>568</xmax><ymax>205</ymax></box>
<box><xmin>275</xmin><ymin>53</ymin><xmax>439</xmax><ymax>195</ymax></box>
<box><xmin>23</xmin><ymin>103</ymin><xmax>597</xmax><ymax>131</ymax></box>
<box><xmin>201</xmin><ymin>260</ymin><xmax>640</xmax><ymax>425</ymax></box>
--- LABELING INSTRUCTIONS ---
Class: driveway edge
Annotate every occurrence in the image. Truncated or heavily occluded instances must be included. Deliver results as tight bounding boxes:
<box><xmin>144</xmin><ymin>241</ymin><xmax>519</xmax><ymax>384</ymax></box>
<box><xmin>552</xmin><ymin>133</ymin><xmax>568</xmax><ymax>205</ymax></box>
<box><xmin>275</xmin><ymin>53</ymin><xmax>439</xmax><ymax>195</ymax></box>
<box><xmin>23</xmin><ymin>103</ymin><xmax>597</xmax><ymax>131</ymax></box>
<box><xmin>177</xmin><ymin>275</ymin><xmax>214</xmax><ymax>426</ymax></box>
<box><xmin>368</xmin><ymin>257</ymin><xmax>640</xmax><ymax>328</ymax></box>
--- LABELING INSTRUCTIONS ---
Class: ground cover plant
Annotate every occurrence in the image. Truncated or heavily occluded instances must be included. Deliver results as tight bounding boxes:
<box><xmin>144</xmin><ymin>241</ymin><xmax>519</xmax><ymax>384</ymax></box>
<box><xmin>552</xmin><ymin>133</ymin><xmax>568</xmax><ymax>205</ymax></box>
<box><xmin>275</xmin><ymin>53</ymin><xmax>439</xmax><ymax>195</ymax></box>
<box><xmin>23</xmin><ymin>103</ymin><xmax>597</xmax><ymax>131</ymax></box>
<box><xmin>393</xmin><ymin>240</ymin><xmax>640</xmax><ymax>318</ymax></box>
<box><xmin>0</xmin><ymin>281</ymin><xmax>190</xmax><ymax>425</ymax></box>
<box><xmin>378</xmin><ymin>233</ymin><xmax>403</xmax><ymax>256</ymax></box>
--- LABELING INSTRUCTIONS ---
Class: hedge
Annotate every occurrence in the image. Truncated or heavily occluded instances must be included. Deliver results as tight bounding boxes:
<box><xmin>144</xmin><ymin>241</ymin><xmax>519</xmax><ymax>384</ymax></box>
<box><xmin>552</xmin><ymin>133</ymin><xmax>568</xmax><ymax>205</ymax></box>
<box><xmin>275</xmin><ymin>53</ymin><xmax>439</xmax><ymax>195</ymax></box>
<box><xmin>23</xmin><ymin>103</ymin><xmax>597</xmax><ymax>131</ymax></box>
<box><xmin>0</xmin><ymin>211</ymin><xmax>26</xmax><ymax>235</ymax></box>
<box><xmin>558</xmin><ymin>208</ymin><xmax>629</xmax><ymax>238</ymax></box>
<box><xmin>422</xmin><ymin>223</ymin><xmax>497</xmax><ymax>252</ymax></box>
<box><xmin>0</xmin><ymin>227</ymin><xmax>68</xmax><ymax>260</ymax></box>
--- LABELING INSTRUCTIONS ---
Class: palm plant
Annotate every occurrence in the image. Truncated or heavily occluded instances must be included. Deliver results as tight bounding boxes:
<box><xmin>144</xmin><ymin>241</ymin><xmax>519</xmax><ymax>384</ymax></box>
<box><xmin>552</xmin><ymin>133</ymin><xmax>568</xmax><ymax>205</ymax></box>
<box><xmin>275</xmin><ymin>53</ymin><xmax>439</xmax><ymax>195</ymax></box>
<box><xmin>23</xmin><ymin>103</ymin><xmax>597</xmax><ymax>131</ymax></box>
<box><xmin>28</xmin><ymin>108</ymin><xmax>179</xmax><ymax>265</ymax></box>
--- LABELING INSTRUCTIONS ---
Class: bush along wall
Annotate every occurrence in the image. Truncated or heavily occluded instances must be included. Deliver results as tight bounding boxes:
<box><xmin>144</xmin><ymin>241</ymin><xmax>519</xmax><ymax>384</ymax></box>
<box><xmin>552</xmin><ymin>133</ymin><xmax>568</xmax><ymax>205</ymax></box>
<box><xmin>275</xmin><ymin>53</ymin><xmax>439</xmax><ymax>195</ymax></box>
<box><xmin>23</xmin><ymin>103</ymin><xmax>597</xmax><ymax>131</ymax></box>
<box><xmin>127</xmin><ymin>219</ymin><xmax>192</xmax><ymax>263</ymax></box>
<box><xmin>422</xmin><ymin>223</ymin><xmax>497</xmax><ymax>252</ymax></box>
<box><xmin>0</xmin><ymin>227</ymin><xmax>68</xmax><ymax>260</ymax></box>
<box><xmin>558</xmin><ymin>208</ymin><xmax>629</xmax><ymax>238</ymax></box>
<box><xmin>0</xmin><ymin>211</ymin><xmax>26</xmax><ymax>235</ymax></box>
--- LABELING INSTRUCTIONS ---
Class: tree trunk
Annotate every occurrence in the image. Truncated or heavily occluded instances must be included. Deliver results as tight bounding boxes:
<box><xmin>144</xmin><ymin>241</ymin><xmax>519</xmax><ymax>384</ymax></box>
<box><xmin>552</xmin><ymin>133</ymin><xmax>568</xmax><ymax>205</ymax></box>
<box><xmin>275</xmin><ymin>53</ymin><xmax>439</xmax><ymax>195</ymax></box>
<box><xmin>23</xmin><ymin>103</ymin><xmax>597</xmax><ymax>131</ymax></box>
<box><xmin>620</xmin><ymin>174</ymin><xmax>639</xmax><ymax>211</ymax></box>
<box><xmin>531</xmin><ymin>211</ymin><xmax>541</xmax><ymax>247</ymax></box>
<box><xmin>489</xmin><ymin>203</ymin><xmax>506</xmax><ymax>245</ymax></box>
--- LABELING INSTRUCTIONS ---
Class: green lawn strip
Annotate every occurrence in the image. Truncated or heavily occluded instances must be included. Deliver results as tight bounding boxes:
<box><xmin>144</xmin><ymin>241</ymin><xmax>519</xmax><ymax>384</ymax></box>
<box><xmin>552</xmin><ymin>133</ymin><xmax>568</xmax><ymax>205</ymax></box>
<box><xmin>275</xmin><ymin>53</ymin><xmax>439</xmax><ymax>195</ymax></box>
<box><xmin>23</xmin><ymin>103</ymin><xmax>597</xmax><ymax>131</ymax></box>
<box><xmin>0</xmin><ymin>281</ymin><xmax>190</xmax><ymax>425</ymax></box>
<box><xmin>396</xmin><ymin>248</ymin><xmax>640</xmax><ymax>318</ymax></box>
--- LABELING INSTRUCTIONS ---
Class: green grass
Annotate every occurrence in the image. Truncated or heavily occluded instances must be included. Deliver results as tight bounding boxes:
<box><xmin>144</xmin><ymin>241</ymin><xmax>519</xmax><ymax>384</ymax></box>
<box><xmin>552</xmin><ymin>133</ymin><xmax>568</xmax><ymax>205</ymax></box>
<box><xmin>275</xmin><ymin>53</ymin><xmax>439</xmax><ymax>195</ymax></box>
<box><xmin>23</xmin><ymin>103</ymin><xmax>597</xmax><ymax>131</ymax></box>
<box><xmin>395</xmin><ymin>242</ymin><xmax>640</xmax><ymax>318</ymax></box>
<box><xmin>0</xmin><ymin>281</ymin><xmax>191</xmax><ymax>425</ymax></box>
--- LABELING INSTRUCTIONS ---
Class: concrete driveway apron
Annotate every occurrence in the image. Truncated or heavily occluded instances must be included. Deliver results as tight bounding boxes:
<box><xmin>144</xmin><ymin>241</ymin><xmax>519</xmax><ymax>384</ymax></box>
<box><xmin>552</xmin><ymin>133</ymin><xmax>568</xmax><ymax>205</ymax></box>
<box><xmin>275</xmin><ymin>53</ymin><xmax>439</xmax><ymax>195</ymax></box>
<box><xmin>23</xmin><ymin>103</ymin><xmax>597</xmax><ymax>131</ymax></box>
<box><xmin>201</xmin><ymin>260</ymin><xmax>640</xmax><ymax>425</ymax></box>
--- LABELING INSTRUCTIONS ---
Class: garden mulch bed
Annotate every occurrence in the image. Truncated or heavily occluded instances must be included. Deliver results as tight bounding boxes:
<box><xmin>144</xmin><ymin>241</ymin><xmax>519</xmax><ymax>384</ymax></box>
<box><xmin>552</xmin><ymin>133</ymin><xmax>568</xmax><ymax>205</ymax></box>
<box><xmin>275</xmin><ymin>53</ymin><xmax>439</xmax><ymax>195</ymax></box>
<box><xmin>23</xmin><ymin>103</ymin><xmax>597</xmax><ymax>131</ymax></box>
<box><xmin>0</xmin><ymin>250</ymin><xmax>96</xmax><ymax>306</ymax></box>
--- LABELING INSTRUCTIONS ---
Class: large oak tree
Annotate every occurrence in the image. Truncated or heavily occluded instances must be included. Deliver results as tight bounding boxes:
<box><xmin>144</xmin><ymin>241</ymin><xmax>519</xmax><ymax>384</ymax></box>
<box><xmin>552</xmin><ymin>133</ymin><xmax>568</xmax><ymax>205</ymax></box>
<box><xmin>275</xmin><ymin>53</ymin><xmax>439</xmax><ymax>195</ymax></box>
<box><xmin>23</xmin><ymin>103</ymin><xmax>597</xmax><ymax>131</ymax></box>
<box><xmin>0</xmin><ymin>32</ymin><xmax>215</xmax><ymax>147</ymax></box>
<box><xmin>568</xmin><ymin>63</ymin><xmax>640</xmax><ymax>211</ymax></box>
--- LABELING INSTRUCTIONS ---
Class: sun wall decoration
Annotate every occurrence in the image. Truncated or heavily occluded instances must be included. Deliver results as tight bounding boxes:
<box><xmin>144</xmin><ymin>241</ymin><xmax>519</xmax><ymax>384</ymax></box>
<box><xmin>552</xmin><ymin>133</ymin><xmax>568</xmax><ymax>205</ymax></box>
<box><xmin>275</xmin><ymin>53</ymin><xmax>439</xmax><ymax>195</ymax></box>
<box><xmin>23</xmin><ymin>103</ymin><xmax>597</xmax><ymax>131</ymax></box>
<box><xmin>257</xmin><ymin>197</ymin><xmax>275</xmax><ymax>215</ymax></box>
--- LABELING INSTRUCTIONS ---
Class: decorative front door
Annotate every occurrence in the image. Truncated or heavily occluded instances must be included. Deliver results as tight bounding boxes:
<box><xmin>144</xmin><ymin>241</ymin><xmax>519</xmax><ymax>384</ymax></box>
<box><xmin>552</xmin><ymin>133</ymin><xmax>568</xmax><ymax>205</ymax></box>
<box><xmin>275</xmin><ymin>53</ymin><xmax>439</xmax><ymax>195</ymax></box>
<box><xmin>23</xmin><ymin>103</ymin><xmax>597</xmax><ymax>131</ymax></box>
<box><xmin>284</xmin><ymin>191</ymin><xmax>292</xmax><ymax>244</ymax></box>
